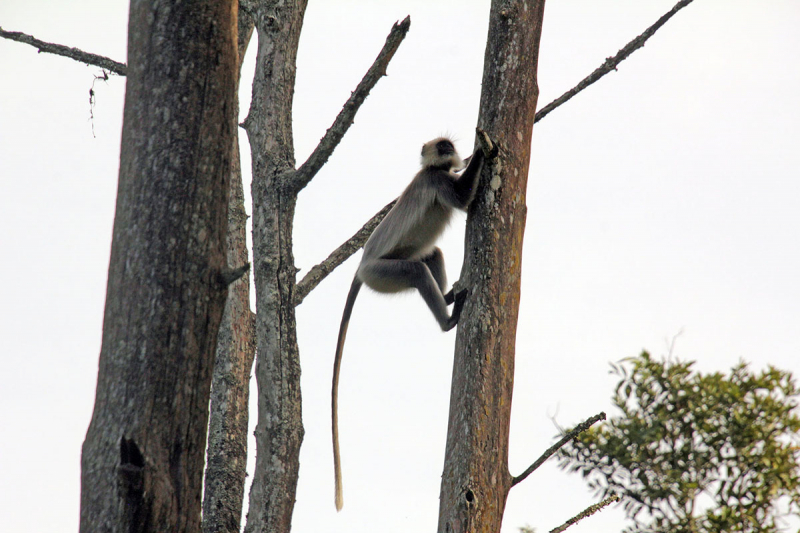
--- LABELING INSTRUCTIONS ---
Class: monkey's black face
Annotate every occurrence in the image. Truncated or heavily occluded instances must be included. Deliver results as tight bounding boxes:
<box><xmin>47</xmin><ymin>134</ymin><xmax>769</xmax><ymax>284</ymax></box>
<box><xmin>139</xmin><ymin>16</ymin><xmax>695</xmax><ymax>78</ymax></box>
<box><xmin>436</xmin><ymin>140</ymin><xmax>455</xmax><ymax>156</ymax></box>
<box><xmin>420</xmin><ymin>136</ymin><xmax>461</xmax><ymax>170</ymax></box>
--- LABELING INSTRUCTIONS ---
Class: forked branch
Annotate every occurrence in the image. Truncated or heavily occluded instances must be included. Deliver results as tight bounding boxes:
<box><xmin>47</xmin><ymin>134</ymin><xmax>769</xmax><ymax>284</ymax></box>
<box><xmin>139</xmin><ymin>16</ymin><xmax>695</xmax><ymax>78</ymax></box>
<box><xmin>0</xmin><ymin>26</ymin><xmax>127</xmax><ymax>76</ymax></box>
<box><xmin>511</xmin><ymin>412</ymin><xmax>605</xmax><ymax>487</ymax></box>
<box><xmin>292</xmin><ymin>16</ymin><xmax>411</xmax><ymax>192</ymax></box>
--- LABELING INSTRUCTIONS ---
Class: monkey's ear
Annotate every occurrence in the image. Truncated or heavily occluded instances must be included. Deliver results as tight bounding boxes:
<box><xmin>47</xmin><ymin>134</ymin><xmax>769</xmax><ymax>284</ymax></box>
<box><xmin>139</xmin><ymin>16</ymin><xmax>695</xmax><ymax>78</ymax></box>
<box><xmin>476</xmin><ymin>128</ymin><xmax>498</xmax><ymax>159</ymax></box>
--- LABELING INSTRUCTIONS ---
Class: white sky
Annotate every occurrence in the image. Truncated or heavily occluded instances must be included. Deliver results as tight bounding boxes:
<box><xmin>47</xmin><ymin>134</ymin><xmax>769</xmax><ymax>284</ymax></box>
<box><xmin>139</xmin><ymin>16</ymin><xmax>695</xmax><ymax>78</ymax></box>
<box><xmin>1</xmin><ymin>1</ymin><xmax>799</xmax><ymax>532</ymax></box>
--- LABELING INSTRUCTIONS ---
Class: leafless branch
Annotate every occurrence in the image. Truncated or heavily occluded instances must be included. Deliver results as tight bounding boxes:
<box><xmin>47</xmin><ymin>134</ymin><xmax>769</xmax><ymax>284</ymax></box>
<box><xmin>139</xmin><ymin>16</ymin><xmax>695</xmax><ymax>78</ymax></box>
<box><xmin>294</xmin><ymin>200</ymin><xmax>395</xmax><ymax>306</ymax></box>
<box><xmin>219</xmin><ymin>263</ymin><xmax>251</xmax><ymax>286</ymax></box>
<box><xmin>511</xmin><ymin>412</ymin><xmax>605</xmax><ymax>487</ymax></box>
<box><xmin>291</xmin><ymin>16</ymin><xmax>411</xmax><ymax>193</ymax></box>
<box><xmin>549</xmin><ymin>495</ymin><xmax>620</xmax><ymax>533</ymax></box>
<box><xmin>534</xmin><ymin>0</ymin><xmax>695</xmax><ymax>123</ymax></box>
<box><xmin>0</xmin><ymin>26</ymin><xmax>127</xmax><ymax>76</ymax></box>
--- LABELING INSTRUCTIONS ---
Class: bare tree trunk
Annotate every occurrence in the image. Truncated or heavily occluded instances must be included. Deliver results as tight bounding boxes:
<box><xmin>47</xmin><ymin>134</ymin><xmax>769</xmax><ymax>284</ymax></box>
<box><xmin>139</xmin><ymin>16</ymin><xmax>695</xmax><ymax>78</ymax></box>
<box><xmin>79</xmin><ymin>0</ymin><xmax>238</xmax><ymax>531</ymax></box>
<box><xmin>242</xmin><ymin>1</ymin><xmax>308</xmax><ymax>532</ymax></box>
<box><xmin>438</xmin><ymin>1</ymin><xmax>546</xmax><ymax>532</ymax></box>
<box><xmin>202</xmin><ymin>11</ymin><xmax>256</xmax><ymax>533</ymax></box>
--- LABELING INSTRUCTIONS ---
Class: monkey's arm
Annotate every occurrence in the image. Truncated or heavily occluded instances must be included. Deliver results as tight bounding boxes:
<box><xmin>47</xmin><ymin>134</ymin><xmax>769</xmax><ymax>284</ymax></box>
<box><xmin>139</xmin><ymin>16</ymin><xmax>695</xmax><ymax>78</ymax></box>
<box><xmin>439</xmin><ymin>149</ymin><xmax>485</xmax><ymax>209</ymax></box>
<box><xmin>446</xmin><ymin>128</ymin><xmax>497</xmax><ymax>208</ymax></box>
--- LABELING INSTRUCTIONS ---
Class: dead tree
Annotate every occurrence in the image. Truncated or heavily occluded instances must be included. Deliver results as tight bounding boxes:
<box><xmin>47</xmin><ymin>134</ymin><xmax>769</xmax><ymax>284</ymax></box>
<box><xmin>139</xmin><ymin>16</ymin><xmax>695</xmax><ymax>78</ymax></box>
<box><xmin>202</xmin><ymin>9</ymin><xmax>256</xmax><ymax>533</ymax></box>
<box><xmin>240</xmin><ymin>2</ymin><xmax>411</xmax><ymax>529</ymax></box>
<box><xmin>78</xmin><ymin>0</ymin><xmax>238</xmax><ymax>531</ymax></box>
<box><xmin>437</xmin><ymin>2</ymin><xmax>545</xmax><ymax>531</ymax></box>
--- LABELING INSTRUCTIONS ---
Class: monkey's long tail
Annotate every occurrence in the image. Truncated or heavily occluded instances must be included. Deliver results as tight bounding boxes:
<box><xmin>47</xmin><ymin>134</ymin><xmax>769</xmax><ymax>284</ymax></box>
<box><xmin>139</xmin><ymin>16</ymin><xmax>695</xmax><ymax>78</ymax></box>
<box><xmin>332</xmin><ymin>276</ymin><xmax>362</xmax><ymax>512</ymax></box>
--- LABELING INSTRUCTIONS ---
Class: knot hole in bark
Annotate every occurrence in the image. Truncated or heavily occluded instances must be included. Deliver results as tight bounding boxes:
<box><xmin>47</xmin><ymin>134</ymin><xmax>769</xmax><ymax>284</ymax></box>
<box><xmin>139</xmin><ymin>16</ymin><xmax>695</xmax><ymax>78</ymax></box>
<box><xmin>118</xmin><ymin>436</ymin><xmax>145</xmax><ymax>494</ymax></box>
<box><xmin>464</xmin><ymin>487</ymin><xmax>476</xmax><ymax>506</ymax></box>
<box><xmin>117</xmin><ymin>436</ymin><xmax>146</xmax><ymax>529</ymax></box>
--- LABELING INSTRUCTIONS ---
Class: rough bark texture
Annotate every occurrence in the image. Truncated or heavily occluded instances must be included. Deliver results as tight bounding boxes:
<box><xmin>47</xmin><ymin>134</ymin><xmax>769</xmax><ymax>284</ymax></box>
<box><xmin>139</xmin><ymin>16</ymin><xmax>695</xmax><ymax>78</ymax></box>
<box><xmin>202</xmin><ymin>10</ymin><xmax>256</xmax><ymax>533</ymax></box>
<box><xmin>437</xmin><ymin>2</ymin><xmax>546</xmax><ymax>533</ymax></box>
<box><xmin>241</xmin><ymin>1</ymin><xmax>308</xmax><ymax>532</ymax></box>
<box><xmin>79</xmin><ymin>0</ymin><xmax>238</xmax><ymax>531</ymax></box>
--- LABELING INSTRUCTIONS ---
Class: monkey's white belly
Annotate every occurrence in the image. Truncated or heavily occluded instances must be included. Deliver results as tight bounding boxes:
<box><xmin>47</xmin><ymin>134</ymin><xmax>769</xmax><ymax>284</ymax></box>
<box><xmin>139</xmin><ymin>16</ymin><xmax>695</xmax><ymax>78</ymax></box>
<box><xmin>403</xmin><ymin>203</ymin><xmax>451</xmax><ymax>259</ymax></box>
<box><xmin>358</xmin><ymin>203</ymin><xmax>452</xmax><ymax>294</ymax></box>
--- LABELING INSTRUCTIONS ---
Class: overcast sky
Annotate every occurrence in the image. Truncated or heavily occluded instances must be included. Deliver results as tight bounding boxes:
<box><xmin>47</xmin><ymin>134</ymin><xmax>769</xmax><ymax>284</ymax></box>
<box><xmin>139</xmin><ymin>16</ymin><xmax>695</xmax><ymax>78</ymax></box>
<box><xmin>1</xmin><ymin>1</ymin><xmax>799</xmax><ymax>532</ymax></box>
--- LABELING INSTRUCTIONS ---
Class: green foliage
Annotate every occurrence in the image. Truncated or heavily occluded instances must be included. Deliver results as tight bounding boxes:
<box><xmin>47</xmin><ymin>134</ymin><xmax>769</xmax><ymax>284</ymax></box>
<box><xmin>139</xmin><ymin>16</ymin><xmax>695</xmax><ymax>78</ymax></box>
<box><xmin>558</xmin><ymin>352</ymin><xmax>800</xmax><ymax>533</ymax></box>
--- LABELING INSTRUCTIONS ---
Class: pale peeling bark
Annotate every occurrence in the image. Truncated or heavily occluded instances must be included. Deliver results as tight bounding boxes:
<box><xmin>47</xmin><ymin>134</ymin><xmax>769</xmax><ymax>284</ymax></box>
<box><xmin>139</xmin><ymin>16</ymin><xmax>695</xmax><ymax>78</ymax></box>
<box><xmin>202</xmin><ymin>11</ymin><xmax>256</xmax><ymax>533</ymax></box>
<box><xmin>79</xmin><ymin>0</ymin><xmax>238</xmax><ymax>531</ymax></box>
<box><xmin>242</xmin><ymin>2</ymin><xmax>308</xmax><ymax>532</ymax></box>
<box><xmin>437</xmin><ymin>1</ymin><xmax>546</xmax><ymax>532</ymax></box>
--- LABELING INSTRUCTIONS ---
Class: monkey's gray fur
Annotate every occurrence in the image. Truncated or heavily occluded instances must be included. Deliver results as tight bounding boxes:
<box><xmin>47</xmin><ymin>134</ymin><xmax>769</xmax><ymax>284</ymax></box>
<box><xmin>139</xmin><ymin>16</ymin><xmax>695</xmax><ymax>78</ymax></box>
<box><xmin>332</xmin><ymin>133</ymin><xmax>492</xmax><ymax>511</ymax></box>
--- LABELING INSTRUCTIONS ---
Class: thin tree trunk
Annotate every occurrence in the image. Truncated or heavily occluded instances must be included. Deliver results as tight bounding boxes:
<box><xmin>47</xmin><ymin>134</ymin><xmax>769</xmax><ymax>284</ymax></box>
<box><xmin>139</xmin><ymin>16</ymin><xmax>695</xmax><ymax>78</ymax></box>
<box><xmin>242</xmin><ymin>1</ymin><xmax>308</xmax><ymax>532</ymax></box>
<box><xmin>80</xmin><ymin>0</ymin><xmax>238</xmax><ymax>531</ymax></box>
<box><xmin>202</xmin><ymin>11</ymin><xmax>256</xmax><ymax>533</ymax></box>
<box><xmin>438</xmin><ymin>1</ymin><xmax>546</xmax><ymax>532</ymax></box>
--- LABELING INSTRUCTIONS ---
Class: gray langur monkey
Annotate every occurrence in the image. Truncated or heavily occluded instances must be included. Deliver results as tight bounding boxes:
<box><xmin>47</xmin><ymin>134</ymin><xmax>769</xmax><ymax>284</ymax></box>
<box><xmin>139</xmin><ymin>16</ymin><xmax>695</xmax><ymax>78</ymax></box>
<box><xmin>332</xmin><ymin>130</ymin><xmax>495</xmax><ymax>511</ymax></box>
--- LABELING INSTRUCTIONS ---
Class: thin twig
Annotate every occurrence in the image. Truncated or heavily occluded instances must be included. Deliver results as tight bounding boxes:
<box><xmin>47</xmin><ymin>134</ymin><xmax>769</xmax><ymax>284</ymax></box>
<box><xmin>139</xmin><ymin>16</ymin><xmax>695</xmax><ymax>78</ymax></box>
<box><xmin>534</xmin><ymin>0</ymin><xmax>695</xmax><ymax>123</ymax></box>
<box><xmin>549</xmin><ymin>495</ymin><xmax>620</xmax><ymax>533</ymax></box>
<box><xmin>291</xmin><ymin>16</ymin><xmax>411</xmax><ymax>193</ymax></box>
<box><xmin>294</xmin><ymin>200</ymin><xmax>396</xmax><ymax>306</ymax></box>
<box><xmin>511</xmin><ymin>412</ymin><xmax>605</xmax><ymax>487</ymax></box>
<box><xmin>0</xmin><ymin>26</ymin><xmax>127</xmax><ymax>76</ymax></box>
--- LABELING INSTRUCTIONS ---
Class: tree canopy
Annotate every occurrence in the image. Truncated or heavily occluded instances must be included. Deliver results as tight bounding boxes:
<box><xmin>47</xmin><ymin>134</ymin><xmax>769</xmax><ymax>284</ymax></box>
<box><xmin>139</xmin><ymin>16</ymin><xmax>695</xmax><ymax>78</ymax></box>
<box><xmin>559</xmin><ymin>352</ymin><xmax>800</xmax><ymax>533</ymax></box>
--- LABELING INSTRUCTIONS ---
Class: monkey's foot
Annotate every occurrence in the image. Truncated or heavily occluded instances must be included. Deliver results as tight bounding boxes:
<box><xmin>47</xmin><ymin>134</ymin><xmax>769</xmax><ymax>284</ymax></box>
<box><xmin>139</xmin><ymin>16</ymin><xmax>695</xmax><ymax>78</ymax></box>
<box><xmin>444</xmin><ymin>288</ymin><xmax>455</xmax><ymax>305</ymax></box>
<box><xmin>445</xmin><ymin>289</ymin><xmax>469</xmax><ymax>330</ymax></box>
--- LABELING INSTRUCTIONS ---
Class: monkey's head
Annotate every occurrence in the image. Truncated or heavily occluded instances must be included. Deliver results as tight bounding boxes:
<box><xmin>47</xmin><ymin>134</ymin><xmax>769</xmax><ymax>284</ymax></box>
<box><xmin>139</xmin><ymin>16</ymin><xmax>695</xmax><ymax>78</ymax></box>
<box><xmin>421</xmin><ymin>137</ymin><xmax>464</xmax><ymax>171</ymax></box>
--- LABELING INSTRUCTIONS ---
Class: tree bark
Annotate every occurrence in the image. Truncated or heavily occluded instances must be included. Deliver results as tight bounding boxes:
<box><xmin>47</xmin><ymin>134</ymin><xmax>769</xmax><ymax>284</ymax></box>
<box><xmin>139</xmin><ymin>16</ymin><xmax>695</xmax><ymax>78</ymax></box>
<box><xmin>241</xmin><ymin>1</ymin><xmax>308</xmax><ymax>532</ymax></box>
<box><xmin>202</xmin><ymin>10</ymin><xmax>256</xmax><ymax>533</ymax></box>
<box><xmin>438</xmin><ymin>1</ymin><xmax>546</xmax><ymax>532</ymax></box>
<box><xmin>79</xmin><ymin>0</ymin><xmax>238</xmax><ymax>531</ymax></box>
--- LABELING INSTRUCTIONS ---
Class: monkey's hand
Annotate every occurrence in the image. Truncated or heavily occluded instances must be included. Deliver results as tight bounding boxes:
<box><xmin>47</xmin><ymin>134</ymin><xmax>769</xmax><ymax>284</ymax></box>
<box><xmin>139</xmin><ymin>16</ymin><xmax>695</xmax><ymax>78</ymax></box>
<box><xmin>476</xmin><ymin>128</ymin><xmax>498</xmax><ymax>160</ymax></box>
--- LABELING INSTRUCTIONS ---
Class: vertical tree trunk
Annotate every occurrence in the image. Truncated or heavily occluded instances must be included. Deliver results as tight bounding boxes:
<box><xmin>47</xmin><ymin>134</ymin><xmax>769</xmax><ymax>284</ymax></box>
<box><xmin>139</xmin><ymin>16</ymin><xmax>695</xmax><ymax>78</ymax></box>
<box><xmin>80</xmin><ymin>0</ymin><xmax>238</xmax><ymax>531</ymax></box>
<box><xmin>202</xmin><ymin>11</ymin><xmax>256</xmax><ymax>533</ymax></box>
<box><xmin>241</xmin><ymin>1</ymin><xmax>308</xmax><ymax>532</ymax></box>
<box><xmin>438</xmin><ymin>1</ymin><xmax>546</xmax><ymax>532</ymax></box>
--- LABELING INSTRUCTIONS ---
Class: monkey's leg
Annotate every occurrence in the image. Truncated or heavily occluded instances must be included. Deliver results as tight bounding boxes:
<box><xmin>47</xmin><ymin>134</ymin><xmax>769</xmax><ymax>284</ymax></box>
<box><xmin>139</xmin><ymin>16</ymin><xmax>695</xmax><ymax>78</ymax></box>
<box><xmin>421</xmin><ymin>247</ymin><xmax>448</xmax><ymax>294</ymax></box>
<box><xmin>361</xmin><ymin>258</ymin><xmax>457</xmax><ymax>331</ymax></box>
<box><xmin>421</xmin><ymin>248</ymin><xmax>459</xmax><ymax>305</ymax></box>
